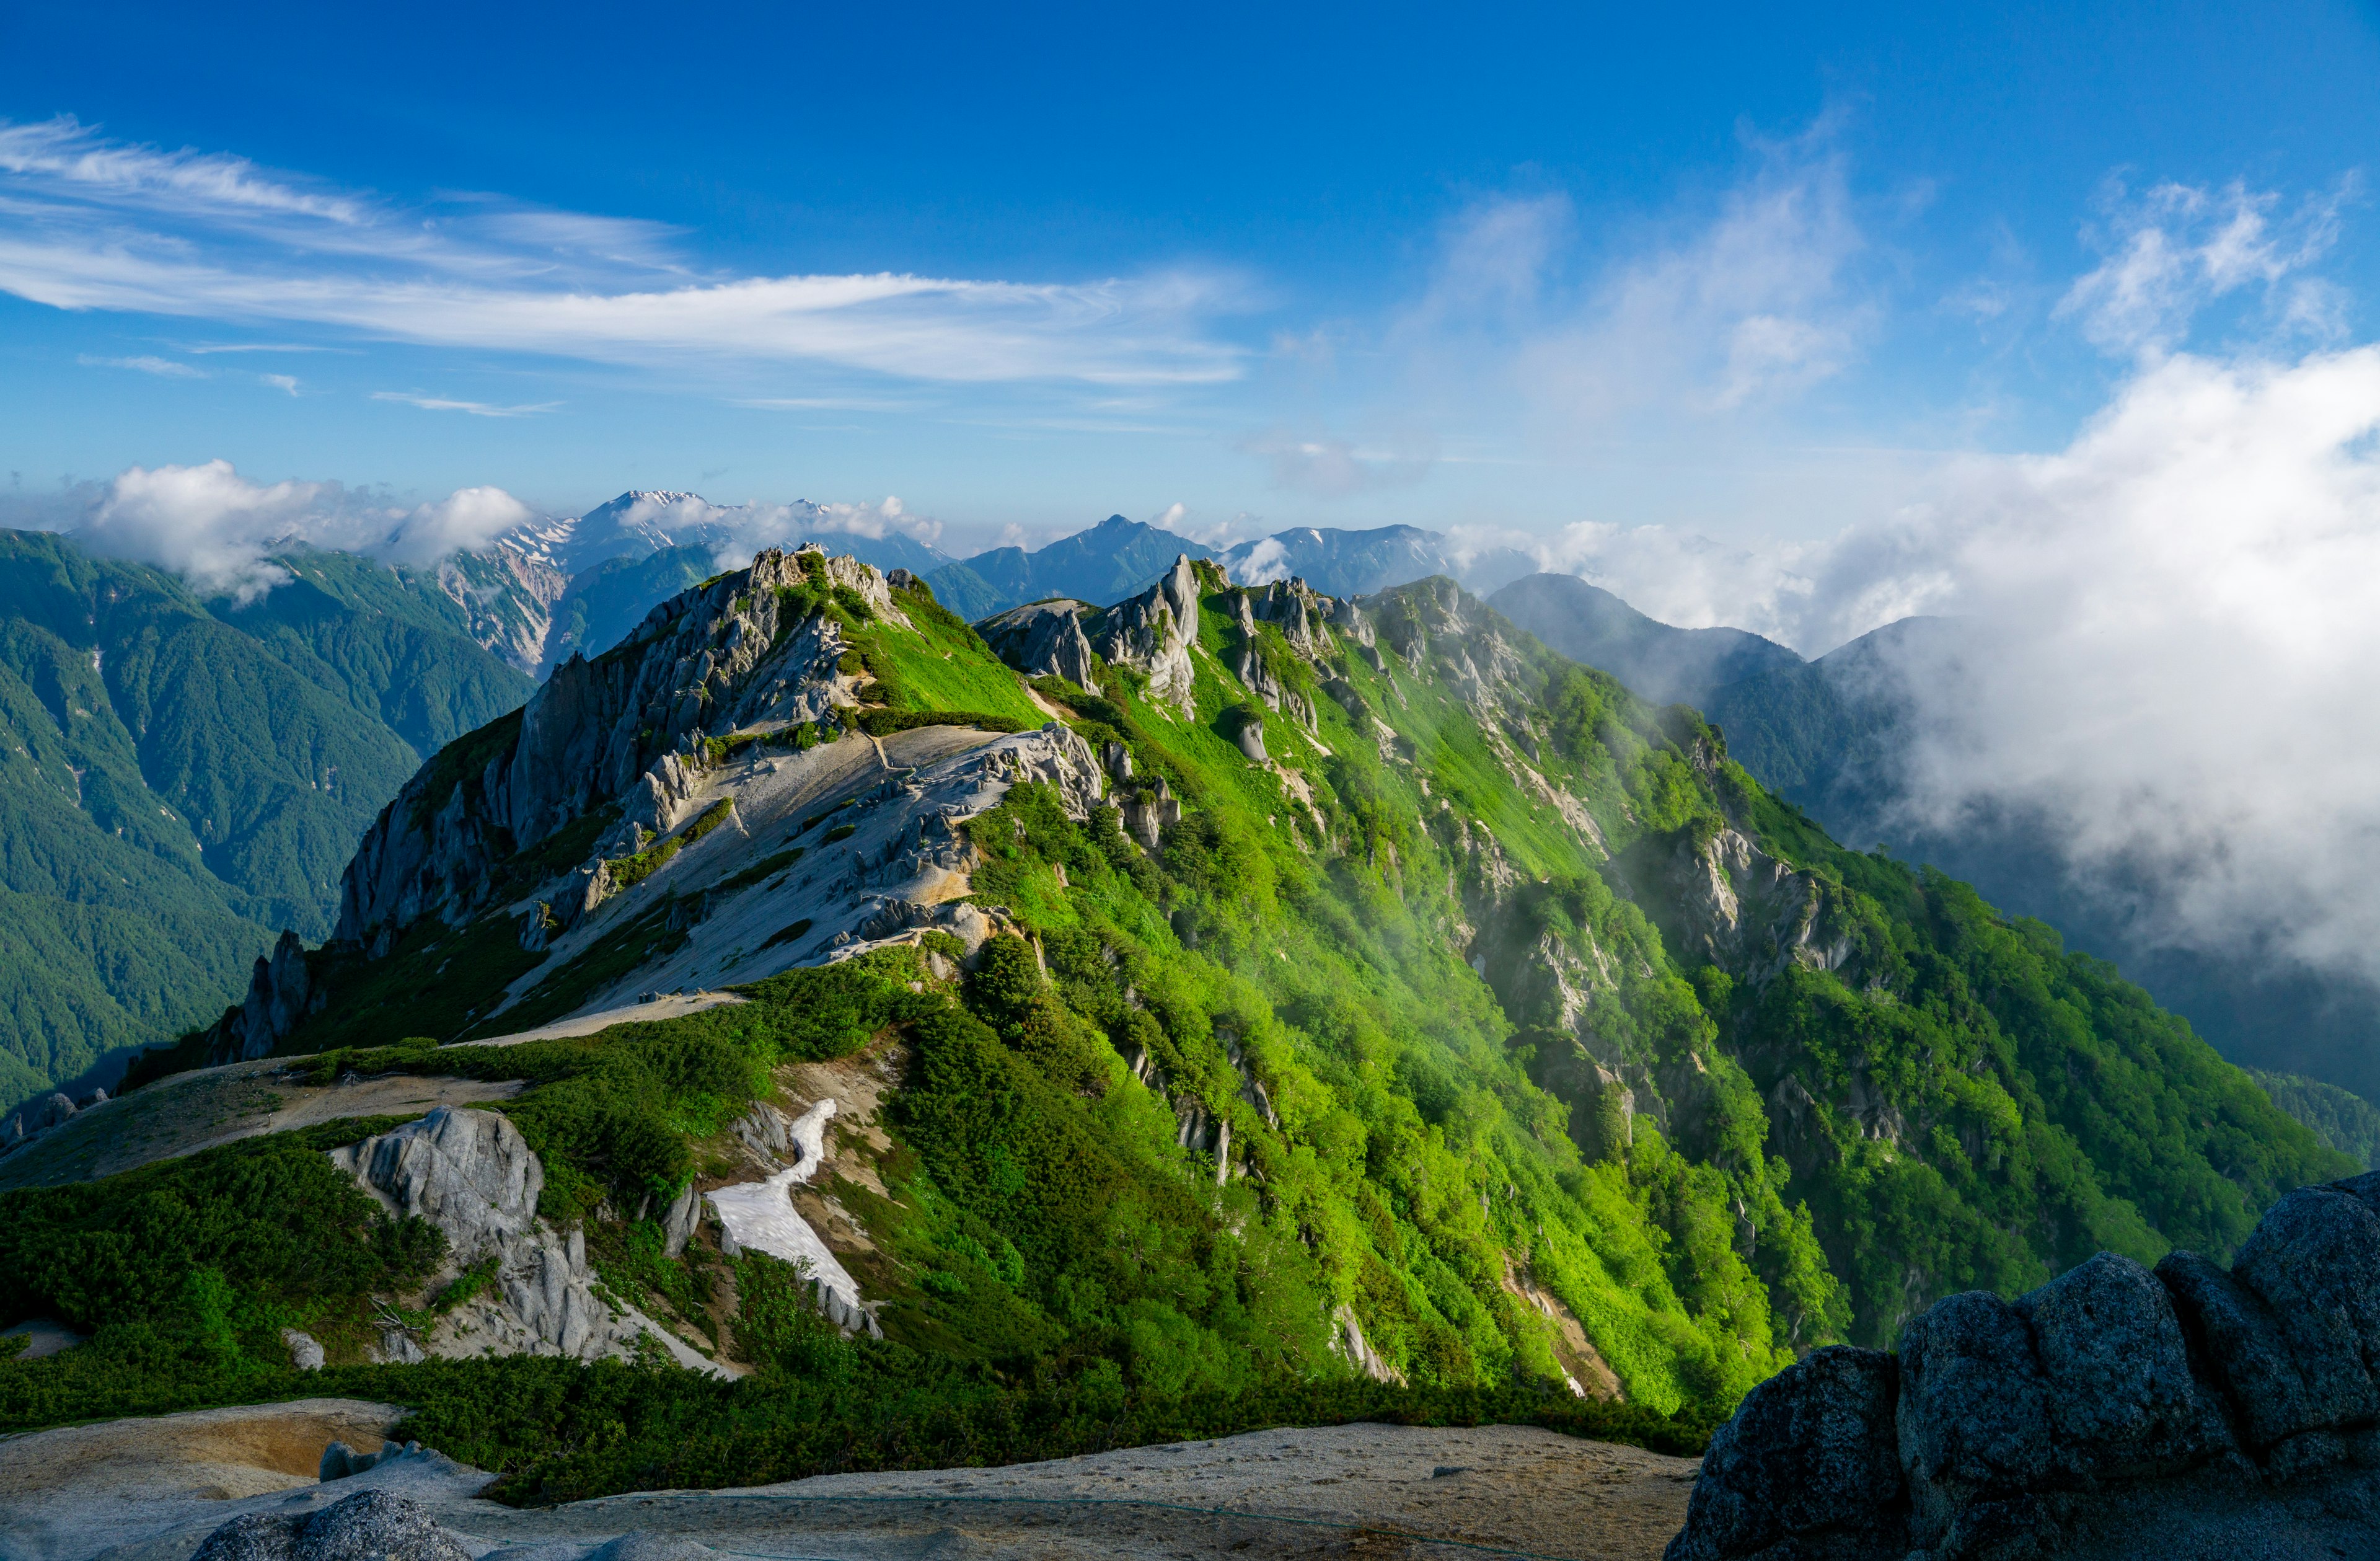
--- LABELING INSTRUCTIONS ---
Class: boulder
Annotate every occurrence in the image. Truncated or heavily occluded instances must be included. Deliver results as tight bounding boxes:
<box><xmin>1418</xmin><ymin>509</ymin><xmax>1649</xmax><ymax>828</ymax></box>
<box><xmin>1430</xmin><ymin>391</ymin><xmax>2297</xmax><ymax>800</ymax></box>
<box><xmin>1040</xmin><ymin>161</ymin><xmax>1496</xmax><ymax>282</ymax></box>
<box><xmin>2014</xmin><ymin>1251</ymin><xmax>2230</xmax><ymax>1479</ymax></box>
<box><xmin>661</xmin><ymin>1181</ymin><xmax>703</xmax><ymax>1258</ymax></box>
<box><xmin>283</xmin><ymin>1328</ymin><xmax>326</xmax><ymax>1371</ymax></box>
<box><xmin>1665</xmin><ymin>1346</ymin><xmax>1905</xmax><ymax>1561</ymax></box>
<box><xmin>1669</xmin><ymin>1172</ymin><xmax>2380</xmax><ymax>1559</ymax></box>
<box><xmin>2157</xmin><ymin>1248</ymin><xmax>2315</xmax><ymax>1452</ymax></box>
<box><xmin>191</xmin><ymin>1490</ymin><xmax>469</xmax><ymax>1561</ymax></box>
<box><xmin>330</xmin><ymin>1106</ymin><xmax>542</xmax><ymax>1263</ymax></box>
<box><xmin>2228</xmin><ymin>1187</ymin><xmax>2380</xmax><ymax>1433</ymax></box>
<box><xmin>1894</xmin><ymin>1291</ymin><xmax>2057</xmax><ymax>1550</ymax></box>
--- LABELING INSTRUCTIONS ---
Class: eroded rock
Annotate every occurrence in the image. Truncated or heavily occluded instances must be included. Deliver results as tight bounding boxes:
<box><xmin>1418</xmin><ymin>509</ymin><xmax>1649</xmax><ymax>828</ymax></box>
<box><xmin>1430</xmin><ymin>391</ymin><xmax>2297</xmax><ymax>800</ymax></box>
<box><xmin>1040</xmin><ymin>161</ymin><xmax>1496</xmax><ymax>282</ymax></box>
<box><xmin>191</xmin><ymin>1490</ymin><xmax>469</xmax><ymax>1561</ymax></box>
<box><xmin>1667</xmin><ymin>1346</ymin><xmax>1904</xmax><ymax>1561</ymax></box>
<box><xmin>1670</xmin><ymin>1173</ymin><xmax>2380</xmax><ymax>1560</ymax></box>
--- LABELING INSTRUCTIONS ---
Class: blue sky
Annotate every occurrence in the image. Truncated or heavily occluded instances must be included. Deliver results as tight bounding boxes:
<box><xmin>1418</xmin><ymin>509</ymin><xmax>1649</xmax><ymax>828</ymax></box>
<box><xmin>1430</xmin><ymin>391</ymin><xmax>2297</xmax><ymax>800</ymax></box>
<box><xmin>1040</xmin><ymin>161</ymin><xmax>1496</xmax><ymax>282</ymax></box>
<box><xmin>2</xmin><ymin>0</ymin><xmax>2377</xmax><ymax>557</ymax></box>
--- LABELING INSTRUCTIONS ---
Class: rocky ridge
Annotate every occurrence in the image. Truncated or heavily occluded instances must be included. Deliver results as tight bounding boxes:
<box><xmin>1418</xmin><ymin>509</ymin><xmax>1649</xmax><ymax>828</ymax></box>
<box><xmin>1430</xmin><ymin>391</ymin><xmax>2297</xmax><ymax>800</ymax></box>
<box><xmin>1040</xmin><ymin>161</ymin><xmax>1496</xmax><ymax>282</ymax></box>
<box><xmin>190</xmin><ymin>547</ymin><xmax>1117</xmax><ymax>1059</ymax></box>
<box><xmin>1668</xmin><ymin>1170</ymin><xmax>2380</xmax><ymax>1560</ymax></box>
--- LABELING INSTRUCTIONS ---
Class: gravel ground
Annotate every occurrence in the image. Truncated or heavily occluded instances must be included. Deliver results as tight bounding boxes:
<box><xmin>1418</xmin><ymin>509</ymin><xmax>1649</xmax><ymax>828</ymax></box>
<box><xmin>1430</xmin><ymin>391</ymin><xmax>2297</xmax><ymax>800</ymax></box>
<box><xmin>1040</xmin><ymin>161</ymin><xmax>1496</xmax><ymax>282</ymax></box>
<box><xmin>0</xmin><ymin>1401</ymin><xmax>1699</xmax><ymax>1561</ymax></box>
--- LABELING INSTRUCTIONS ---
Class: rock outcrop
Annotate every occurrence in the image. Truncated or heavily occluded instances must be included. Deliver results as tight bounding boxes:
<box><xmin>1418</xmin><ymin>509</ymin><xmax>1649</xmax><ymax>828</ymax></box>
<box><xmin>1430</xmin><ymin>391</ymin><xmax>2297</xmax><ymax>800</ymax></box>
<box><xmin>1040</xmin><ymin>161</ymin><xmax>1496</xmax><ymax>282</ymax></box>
<box><xmin>1665</xmin><ymin>826</ymin><xmax>1848</xmax><ymax>984</ymax></box>
<box><xmin>1088</xmin><ymin>554</ymin><xmax>1202</xmax><ymax>717</ymax></box>
<box><xmin>337</xmin><ymin>547</ymin><xmax>899</xmax><ymax>948</ymax></box>
<box><xmin>191</xmin><ymin>1489</ymin><xmax>469</xmax><ymax>1561</ymax></box>
<box><xmin>330</xmin><ymin>1108</ymin><xmax>718</xmax><ymax>1371</ymax></box>
<box><xmin>192</xmin><ymin>928</ymin><xmax>326</xmax><ymax>1066</ymax></box>
<box><xmin>1667</xmin><ymin>1173</ymin><xmax>2380</xmax><ymax>1560</ymax></box>
<box><xmin>977</xmin><ymin>599</ymin><xmax>1100</xmax><ymax>690</ymax></box>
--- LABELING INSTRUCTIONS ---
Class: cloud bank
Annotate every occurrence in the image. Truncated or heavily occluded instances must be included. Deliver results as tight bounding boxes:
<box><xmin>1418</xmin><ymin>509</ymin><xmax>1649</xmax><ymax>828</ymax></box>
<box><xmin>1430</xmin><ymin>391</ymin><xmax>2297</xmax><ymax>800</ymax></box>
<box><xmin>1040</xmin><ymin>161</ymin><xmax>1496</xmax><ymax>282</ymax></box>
<box><xmin>0</xmin><ymin>116</ymin><xmax>1243</xmax><ymax>386</ymax></box>
<box><xmin>1519</xmin><ymin>332</ymin><xmax>2380</xmax><ymax>991</ymax></box>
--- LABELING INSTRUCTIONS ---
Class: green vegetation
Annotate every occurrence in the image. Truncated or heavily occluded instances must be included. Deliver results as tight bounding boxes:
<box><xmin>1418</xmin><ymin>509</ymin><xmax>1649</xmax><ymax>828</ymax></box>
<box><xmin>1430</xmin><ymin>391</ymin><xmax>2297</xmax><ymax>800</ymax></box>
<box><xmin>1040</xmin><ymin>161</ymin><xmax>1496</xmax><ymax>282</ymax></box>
<box><xmin>609</xmin><ymin>800</ymin><xmax>738</xmax><ymax>891</ymax></box>
<box><xmin>2253</xmin><ymin>1069</ymin><xmax>2380</xmax><ymax>1169</ymax></box>
<box><xmin>0</xmin><ymin>531</ymin><xmax>533</xmax><ymax>1115</ymax></box>
<box><xmin>14</xmin><ymin>551</ymin><xmax>2351</xmax><ymax>1497</ymax></box>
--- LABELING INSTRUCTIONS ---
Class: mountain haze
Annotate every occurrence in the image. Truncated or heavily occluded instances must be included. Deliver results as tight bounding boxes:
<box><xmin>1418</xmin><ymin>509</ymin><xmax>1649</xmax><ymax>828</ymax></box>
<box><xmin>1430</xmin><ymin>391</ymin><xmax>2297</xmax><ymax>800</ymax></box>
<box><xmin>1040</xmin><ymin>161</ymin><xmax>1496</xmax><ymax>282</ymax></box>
<box><xmin>1491</xmin><ymin>572</ymin><xmax>1804</xmax><ymax>707</ymax></box>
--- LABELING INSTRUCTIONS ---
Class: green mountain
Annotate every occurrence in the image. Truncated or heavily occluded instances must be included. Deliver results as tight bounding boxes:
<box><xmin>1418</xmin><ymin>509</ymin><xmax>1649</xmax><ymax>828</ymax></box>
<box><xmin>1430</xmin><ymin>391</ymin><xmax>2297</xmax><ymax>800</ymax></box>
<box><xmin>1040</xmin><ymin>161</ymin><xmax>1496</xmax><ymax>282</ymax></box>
<box><xmin>925</xmin><ymin>515</ymin><xmax>1221</xmax><ymax>619</ymax></box>
<box><xmin>0</xmin><ymin>531</ymin><xmax>534</xmax><ymax>1114</ymax></box>
<box><xmin>1490</xmin><ymin>572</ymin><xmax>1805</xmax><ymax>707</ymax></box>
<box><xmin>2248</xmin><ymin>1070</ymin><xmax>2380</xmax><ymax>1169</ymax></box>
<box><xmin>1</xmin><ymin>551</ymin><xmax>2345</xmax><ymax>1485</ymax></box>
<box><xmin>1685</xmin><ymin>614</ymin><xmax>2380</xmax><ymax>1131</ymax></box>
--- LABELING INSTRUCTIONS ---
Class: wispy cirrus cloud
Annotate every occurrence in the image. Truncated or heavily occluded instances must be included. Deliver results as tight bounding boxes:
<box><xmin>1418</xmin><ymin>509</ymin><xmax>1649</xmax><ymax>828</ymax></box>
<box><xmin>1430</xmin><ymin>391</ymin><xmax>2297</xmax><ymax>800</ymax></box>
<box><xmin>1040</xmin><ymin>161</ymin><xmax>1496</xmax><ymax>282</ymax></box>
<box><xmin>370</xmin><ymin>392</ymin><xmax>560</xmax><ymax>417</ymax></box>
<box><xmin>0</xmin><ymin>116</ymin><xmax>1246</xmax><ymax>386</ymax></box>
<box><xmin>77</xmin><ymin>352</ymin><xmax>205</xmax><ymax>378</ymax></box>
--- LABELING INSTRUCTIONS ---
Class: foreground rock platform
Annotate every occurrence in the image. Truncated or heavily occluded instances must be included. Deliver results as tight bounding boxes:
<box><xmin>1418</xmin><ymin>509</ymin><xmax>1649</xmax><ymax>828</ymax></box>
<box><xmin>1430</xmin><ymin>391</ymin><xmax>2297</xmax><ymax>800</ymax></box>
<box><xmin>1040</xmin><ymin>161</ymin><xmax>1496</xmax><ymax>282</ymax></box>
<box><xmin>1668</xmin><ymin>1169</ymin><xmax>2380</xmax><ymax>1560</ymax></box>
<box><xmin>0</xmin><ymin>1406</ymin><xmax>1698</xmax><ymax>1561</ymax></box>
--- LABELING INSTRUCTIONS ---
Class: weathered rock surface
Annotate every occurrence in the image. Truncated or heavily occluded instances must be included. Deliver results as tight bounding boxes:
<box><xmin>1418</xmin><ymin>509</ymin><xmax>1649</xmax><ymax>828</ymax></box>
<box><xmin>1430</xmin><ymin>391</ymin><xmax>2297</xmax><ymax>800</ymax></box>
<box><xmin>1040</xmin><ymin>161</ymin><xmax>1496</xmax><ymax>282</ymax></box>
<box><xmin>190</xmin><ymin>1489</ymin><xmax>471</xmax><ymax>1561</ymax></box>
<box><xmin>337</xmin><ymin>547</ymin><xmax>897</xmax><ymax>947</ymax></box>
<box><xmin>1668</xmin><ymin>1346</ymin><xmax>1904</xmax><ymax>1561</ymax></box>
<box><xmin>1666</xmin><ymin>1178</ymin><xmax>2380</xmax><ymax>1559</ymax></box>
<box><xmin>977</xmin><ymin>599</ymin><xmax>1100</xmax><ymax>690</ymax></box>
<box><xmin>330</xmin><ymin>1107</ymin><xmax>720</xmax><ymax>1373</ymax></box>
<box><xmin>1087</xmin><ymin>554</ymin><xmax>1202</xmax><ymax>717</ymax></box>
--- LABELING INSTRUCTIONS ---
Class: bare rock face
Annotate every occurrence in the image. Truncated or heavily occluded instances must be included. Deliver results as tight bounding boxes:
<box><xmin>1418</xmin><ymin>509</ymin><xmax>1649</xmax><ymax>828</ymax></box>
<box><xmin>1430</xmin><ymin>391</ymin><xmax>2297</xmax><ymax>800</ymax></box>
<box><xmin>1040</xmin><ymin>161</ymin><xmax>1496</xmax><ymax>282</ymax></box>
<box><xmin>1665</xmin><ymin>827</ymin><xmax>1844</xmax><ymax>984</ymax></box>
<box><xmin>331</xmin><ymin>1106</ymin><xmax>542</xmax><ymax>1262</ymax></box>
<box><xmin>1666</xmin><ymin>1178</ymin><xmax>2380</xmax><ymax>1560</ymax></box>
<box><xmin>977</xmin><ymin>599</ymin><xmax>1100</xmax><ymax>691</ymax></box>
<box><xmin>1668</xmin><ymin>1346</ymin><xmax>1905</xmax><ymax>1561</ymax></box>
<box><xmin>337</xmin><ymin>547</ymin><xmax>904</xmax><ymax>948</ymax></box>
<box><xmin>190</xmin><ymin>1490</ymin><xmax>469</xmax><ymax>1561</ymax></box>
<box><xmin>330</xmin><ymin>1107</ymin><xmax>712</xmax><ymax>1370</ymax></box>
<box><xmin>1090</xmin><ymin>554</ymin><xmax>1202</xmax><ymax>718</ymax></box>
<box><xmin>196</xmin><ymin>927</ymin><xmax>328</xmax><ymax>1066</ymax></box>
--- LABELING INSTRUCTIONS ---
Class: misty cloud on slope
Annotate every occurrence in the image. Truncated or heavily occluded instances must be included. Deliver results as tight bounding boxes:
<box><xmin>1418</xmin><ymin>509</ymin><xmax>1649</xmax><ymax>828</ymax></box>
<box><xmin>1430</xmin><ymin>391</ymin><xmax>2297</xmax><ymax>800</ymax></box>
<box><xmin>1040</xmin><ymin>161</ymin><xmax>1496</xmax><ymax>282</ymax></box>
<box><xmin>1515</xmin><ymin>340</ymin><xmax>2380</xmax><ymax>1001</ymax></box>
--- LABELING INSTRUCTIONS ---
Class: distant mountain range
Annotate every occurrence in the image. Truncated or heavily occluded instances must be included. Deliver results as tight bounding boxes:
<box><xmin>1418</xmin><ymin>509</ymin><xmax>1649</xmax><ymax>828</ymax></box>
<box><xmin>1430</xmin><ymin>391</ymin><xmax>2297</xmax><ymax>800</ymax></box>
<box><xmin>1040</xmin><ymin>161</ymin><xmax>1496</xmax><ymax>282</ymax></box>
<box><xmin>922</xmin><ymin>515</ymin><xmax>1537</xmax><ymax>621</ymax></box>
<box><xmin>1488</xmin><ymin>573</ymin><xmax>1804</xmax><ymax>706</ymax></box>
<box><xmin>0</xmin><ymin>496</ymin><xmax>1545</xmax><ymax>1117</ymax></box>
<box><xmin>25</xmin><ymin>484</ymin><xmax>2364</xmax><ymax>1142</ymax></box>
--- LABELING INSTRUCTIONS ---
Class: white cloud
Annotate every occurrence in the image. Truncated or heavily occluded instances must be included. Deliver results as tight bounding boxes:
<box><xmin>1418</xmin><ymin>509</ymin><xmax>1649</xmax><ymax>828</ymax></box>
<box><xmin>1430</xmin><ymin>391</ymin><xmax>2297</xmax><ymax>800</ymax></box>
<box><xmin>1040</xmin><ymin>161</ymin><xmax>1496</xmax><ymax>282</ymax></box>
<box><xmin>581</xmin><ymin>490</ymin><xmax>948</xmax><ymax>569</ymax></box>
<box><xmin>2057</xmin><ymin>177</ymin><xmax>2352</xmax><ymax>356</ymax></box>
<box><xmin>0</xmin><ymin>116</ymin><xmax>1245</xmax><ymax>387</ymax></box>
<box><xmin>371</xmin><ymin>392</ymin><xmax>559</xmax><ymax>417</ymax></box>
<box><xmin>1396</xmin><ymin>127</ymin><xmax>1871</xmax><ymax>434</ymax></box>
<box><xmin>77</xmin><ymin>353</ymin><xmax>203</xmax><ymax>378</ymax></box>
<box><xmin>382</xmin><ymin>486</ymin><xmax>535</xmax><ymax>566</ymax></box>
<box><xmin>0</xmin><ymin>115</ymin><xmax>362</xmax><ymax>223</ymax></box>
<box><xmin>1535</xmin><ymin>345</ymin><xmax>2380</xmax><ymax>991</ymax></box>
<box><xmin>56</xmin><ymin>459</ymin><xmax>549</xmax><ymax>595</ymax></box>
<box><xmin>261</xmin><ymin>373</ymin><xmax>299</xmax><ymax>394</ymax></box>
<box><xmin>79</xmin><ymin>460</ymin><xmax>330</xmax><ymax>600</ymax></box>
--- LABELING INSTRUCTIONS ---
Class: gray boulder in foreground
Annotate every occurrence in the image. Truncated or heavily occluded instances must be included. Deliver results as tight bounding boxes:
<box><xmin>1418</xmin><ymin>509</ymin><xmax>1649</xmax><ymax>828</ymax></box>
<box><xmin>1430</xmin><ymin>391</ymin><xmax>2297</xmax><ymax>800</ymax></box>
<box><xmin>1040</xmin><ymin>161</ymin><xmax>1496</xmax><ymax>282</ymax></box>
<box><xmin>190</xmin><ymin>1490</ymin><xmax>470</xmax><ymax>1561</ymax></box>
<box><xmin>1667</xmin><ymin>1173</ymin><xmax>2380</xmax><ymax>1560</ymax></box>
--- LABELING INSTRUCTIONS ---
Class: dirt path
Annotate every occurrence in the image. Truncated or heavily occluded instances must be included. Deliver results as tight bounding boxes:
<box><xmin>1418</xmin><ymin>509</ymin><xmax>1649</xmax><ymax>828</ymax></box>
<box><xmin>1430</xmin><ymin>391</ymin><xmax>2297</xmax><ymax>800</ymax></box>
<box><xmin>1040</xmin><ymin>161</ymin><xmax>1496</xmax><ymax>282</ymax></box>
<box><xmin>0</xmin><ymin>1061</ymin><xmax>521</xmax><ymax>1192</ymax></box>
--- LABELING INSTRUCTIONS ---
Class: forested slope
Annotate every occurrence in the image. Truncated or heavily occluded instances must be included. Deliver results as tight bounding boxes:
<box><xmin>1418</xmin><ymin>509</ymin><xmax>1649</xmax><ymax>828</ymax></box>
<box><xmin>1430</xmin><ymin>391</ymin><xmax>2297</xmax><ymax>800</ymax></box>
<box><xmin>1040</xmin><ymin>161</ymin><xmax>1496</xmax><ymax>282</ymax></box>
<box><xmin>0</xmin><ymin>532</ymin><xmax>532</xmax><ymax>1112</ymax></box>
